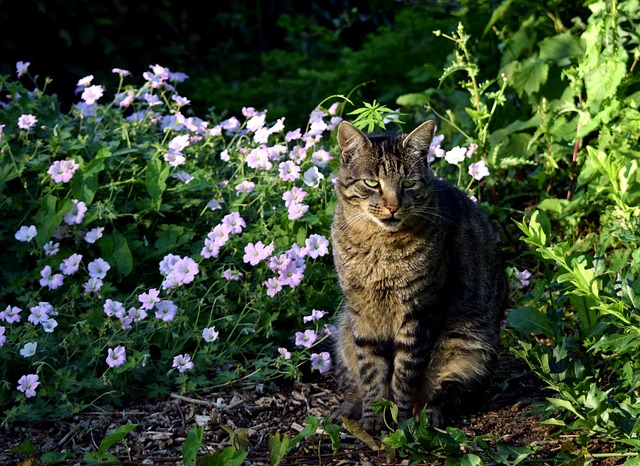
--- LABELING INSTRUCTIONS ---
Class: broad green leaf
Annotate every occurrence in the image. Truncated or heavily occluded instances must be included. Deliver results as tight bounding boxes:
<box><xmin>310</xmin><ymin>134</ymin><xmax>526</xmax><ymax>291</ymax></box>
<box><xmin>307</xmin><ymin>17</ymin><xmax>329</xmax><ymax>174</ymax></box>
<box><xmin>146</xmin><ymin>157</ymin><xmax>169</xmax><ymax>210</ymax></box>
<box><xmin>99</xmin><ymin>230</ymin><xmax>133</xmax><ymax>277</ymax></box>
<box><xmin>341</xmin><ymin>417</ymin><xmax>383</xmax><ymax>450</ymax></box>
<box><xmin>396</xmin><ymin>92</ymin><xmax>430</xmax><ymax>107</ymax></box>
<box><xmin>509</xmin><ymin>57</ymin><xmax>549</xmax><ymax>96</ymax></box>
<box><xmin>182</xmin><ymin>427</ymin><xmax>204</xmax><ymax>466</ymax></box>
<box><xmin>268</xmin><ymin>432</ymin><xmax>290</xmax><ymax>466</ymax></box>
<box><xmin>539</xmin><ymin>32</ymin><xmax>585</xmax><ymax>62</ymax></box>
<box><xmin>507</xmin><ymin>307</ymin><xmax>553</xmax><ymax>336</ymax></box>
<box><xmin>96</xmin><ymin>423</ymin><xmax>137</xmax><ymax>453</ymax></box>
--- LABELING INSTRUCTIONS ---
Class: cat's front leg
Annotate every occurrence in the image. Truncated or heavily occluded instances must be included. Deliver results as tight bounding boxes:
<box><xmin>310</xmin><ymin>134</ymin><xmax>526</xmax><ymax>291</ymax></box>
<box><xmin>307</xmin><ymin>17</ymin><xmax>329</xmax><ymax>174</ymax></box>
<box><xmin>355</xmin><ymin>338</ymin><xmax>392</xmax><ymax>433</ymax></box>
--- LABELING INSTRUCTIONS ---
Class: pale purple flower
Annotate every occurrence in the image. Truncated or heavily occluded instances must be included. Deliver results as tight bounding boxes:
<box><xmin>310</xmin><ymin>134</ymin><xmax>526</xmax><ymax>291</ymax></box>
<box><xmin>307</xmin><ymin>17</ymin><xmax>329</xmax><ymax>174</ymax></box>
<box><xmin>263</xmin><ymin>277</ymin><xmax>283</xmax><ymax>297</ymax></box>
<box><xmin>311</xmin><ymin>149</ymin><xmax>333</xmax><ymax>168</ymax></box>
<box><xmin>468</xmin><ymin>160</ymin><xmax>490</xmax><ymax>181</ymax></box>
<box><xmin>246</xmin><ymin>113</ymin><xmax>266</xmax><ymax>133</ymax></box>
<box><xmin>88</xmin><ymin>258</ymin><xmax>110</xmax><ymax>279</ymax></box>
<box><xmin>0</xmin><ymin>326</ymin><xmax>5</xmax><ymax>347</ymax></box>
<box><xmin>466</xmin><ymin>142</ymin><xmax>479</xmax><ymax>158</ymax></box>
<box><xmin>159</xmin><ymin>254</ymin><xmax>181</xmax><ymax>276</ymax></box>
<box><xmin>208</xmin><ymin>224</ymin><xmax>230</xmax><ymax>247</ymax></box>
<box><xmin>201</xmin><ymin>238</ymin><xmax>221</xmax><ymax>259</ymax></box>
<box><xmin>43</xmin><ymin>241</ymin><xmax>60</xmax><ymax>256</ymax></box>
<box><xmin>515</xmin><ymin>269</ymin><xmax>532</xmax><ymax>288</ymax></box>
<box><xmin>294</xmin><ymin>329</ymin><xmax>318</xmax><ymax>348</ymax></box>
<box><xmin>172</xmin><ymin>353</ymin><xmax>194</xmax><ymax>372</ymax></box>
<box><xmin>77</xmin><ymin>75</ymin><xmax>94</xmax><ymax>87</ymax></box>
<box><xmin>63</xmin><ymin>199</ymin><xmax>87</xmax><ymax>225</ymax></box>
<box><xmin>155</xmin><ymin>300</ymin><xmax>178</xmax><ymax>321</ymax></box>
<box><xmin>115</xmin><ymin>90</ymin><xmax>135</xmax><ymax>107</ymax></box>
<box><xmin>15</xmin><ymin>225</ymin><xmax>37</xmax><ymax>242</ymax></box>
<box><xmin>143</xmin><ymin>93</ymin><xmax>163</xmax><ymax>106</ymax></box>
<box><xmin>221</xmin><ymin>116</ymin><xmax>241</xmax><ymax>132</ymax></box>
<box><xmin>60</xmin><ymin>253</ymin><xmax>83</xmax><ymax>275</ymax></box>
<box><xmin>246</xmin><ymin>146</ymin><xmax>272</xmax><ymax>170</ymax></box>
<box><xmin>83</xmin><ymin>277</ymin><xmax>103</xmax><ymax>293</ymax></box>
<box><xmin>81</xmin><ymin>85</ymin><xmax>104</xmax><ymax>105</ymax></box>
<box><xmin>202</xmin><ymin>326</ymin><xmax>219</xmax><ymax>342</ymax></box>
<box><xmin>305</xmin><ymin>234</ymin><xmax>330</xmax><ymax>259</ymax></box>
<box><xmin>235</xmin><ymin>180</ymin><xmax>256</xmax><ymax>194</ymax></box>
<box><xmin>303</xmin><ymin>309</ymin><xmax>328</xmax><ymax>323</ymax></box>
<box><xmin>17</xmin><ymin>374</ymin><xmax>40</xmax><ymax>398</ymax></box>
<box><xmin>324</xmin><ymin>324</ymin><xmax>338</xmax><ymax>337</ymax></box>
<box><xmin>428</xmin><ymin>133</ymin><xmax>445</xmax><ymax>160</ymax></box>
<box><xmin>112</xmin><ymin>68</ymin><xmax>132</xmax><ymax>76</ymax></box>
<box><xmin>172</xmin><ymin>172</ymin><xmax>193</xmax><ymax>183</ymax></box>
<box><xmin>39</xmin><ymin>265</ymin><xmax>64</xmax><ymax>289</ymax></box>
<box><xmin>287</xmin><ymin>202</ymin><xmax>309</xmax><ymax>221</ymax></box>
<box><xmin>48</xmin><ymin>159</ymin><xmax>80</xmax><ymax>183</ymax></box>
<box><xmin>445</xmin><ymin>146</ymin><xmax>467</xmax><ymax>165</ymax></box>
<box><xmin>278</xmin><ymin>347</ymin><xmax>292</xmax><ymax>360</ymax></box>
<box><xmin>243</xmin><ymin>241</ymin><xmax>275</xmax><ymax>266</ymax></box>
<box><xmin>20</xmin><ymin>342</ymin><xmax>37</xmax><ymax>358</ymax></box>
<box><xmin>18</xmin><ymin>114</ymin><xmax>37</xmax><ymax>130</ymax></box>
<box><xmin>254</xmin><ymin>127</ymin><xmax>270</xmax><ymax>144</ymax></box>
<box><xmin>310</xmin><ymin>352</ymin><xmax>332</xmax><ymax>374</ymax></box>
<box><xmin>28</xmin><ymin>304</ymin><xmax>51</xmax><ymax>325</ymax></box>
<box><xmin>138</xmin><ymin>288</ymin><xmax>161</xmax><ymax>310</ymax></box>
<box><xmin>221</xmin><ymin>212</ymin><xmax>246</xmax><ymax>234</ymax></box>
<box><xmin>278</xmin><ymin>161</ymin><xmax>300</xmax><ymax>182</ymax></box>
<box><xmin>16</xmin><ymin>61</ymin><xmax>30</xmax><ymax>78</ymax></box>
<box><xmin>1</xmin><ymin>305</ymin><xmax>22</xmax><ymax>324</ymax></box>
<box><xmin>169</xmin><ymin>134</ymin><xmax>190</xmax><ymax>152</ymax></box>
<box><xmin>172</xmin><ymin>256</ymin><xmax>199</xmax><ymax>284</ymax></box>
<box><xmin>42</xmin><ymin>318</ymin><xmax>58</xmax><ymax>333</ymax></box>
<box><xmin>282</xmin><ymin>187</ymin><xmax>307</xmax><ymax>208</ymax></box>
<box><xmin>222</xmin><ymin>269</ymin><xmax>243</xmax><ymax>281</ymax></box>
<box><xmin>85</xmin><ymin>227</ymin><xmax>104</xmax><ymax>244</ymax></box>
<box><xmin>278</xmin><ymin>261</ymin><xmax>305</xmax><ymax>288</ymax></box>
<box><xmin>207</xmin><ymin>199</ymin><xmax>223</xmax><ymax>211</ymax></box>
<box><xmin>302</xmin><ymin>167</ymin><xmax>325</xmax><ymax>188</ymax></box>
<box><xmin>106</xmin><ymin>346</ymin><xmax>126</xmax><ymax>368</ymax></box>
<box><xmin>285</xmin><ymin>128</ymin><xmax>302</xmax><ymax>142</ymax></box>
<box><xmin>128</xmin><ymin>306</ymin><xmax>147</xmax><ymax>322</ymax></box>
<box><xmin>103</xmin><ymin>299</ymin><xmax>125</xmax><ymax>317</ymax></box>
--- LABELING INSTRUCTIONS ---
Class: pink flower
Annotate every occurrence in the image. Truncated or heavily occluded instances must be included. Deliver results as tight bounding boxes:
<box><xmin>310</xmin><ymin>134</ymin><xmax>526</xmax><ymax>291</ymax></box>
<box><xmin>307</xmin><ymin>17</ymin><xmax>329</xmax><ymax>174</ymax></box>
<box><xmin>263</xmin><ymin>277</ymin><xmax>283</xmax><ymax>297</ymax></box>
<box><xmin>39</xmin><ymin>265</ymin><xmax>64</xmax><ymax>289</ymax></box>
<box><xmin>60</xmin><ymin>253</ymin><xmax>82</xmax><ymax>275</ymax></box>
<box><xmin>278</xmin><ymin>260</ymin><xmax>305</xmax><ymax>288</ymax></box>
<box><xmin>16</xmin><ymin>61</ymin><xmax>30</xmax><ymax>78</ymax></box>
<box><xmin>295</xmin><ymin>329</ymin><xmax>318</xmax><ymax>348</ymax></box>
<box><xmin>278</xmin><ymin>161</ymin><xmax>301</xmax><ymax>182</ymax></box>
<box><xmin>515</xmin><ymin>269</ymin><xmax>532</xmax><ymax>288</ymax></box>
<box><xmin>1</xmin><ymin>305</ymin><xmax>22</xmax><ymax>324</ymax></box>
<box><xmin>48</xmin><ymin>159</ymin><xmax>80</xmax><ymax>183</ymax></box>
<box><xmin>311</xmin><ymin>149</ymin><xmax>333</xmax><ymax>168</ymax></box>
<box><xmin>310</xmin><ymin>352</ymin><xmax>332</xmax><ymax>374</ymax></box>
<box><xmin>303</xmin><ymin>309</ymin><xmax>328</xmax><ymax>323</ymax></box>
<box><xmin>243</xmin><ymin>241</ymin><xmax>275</xmax><ymax>266</ymax></box>
<box><xmin>63</xmin><ymin>200</ymin><xmax>87</xmax><ymax>225</ymax></box>
<box><xmin>139</xmin><ymin>288</ymin><xmax>161</xmax><ymax>310</ymax></box>
<box><xmin>282</xmin><ymin>187</ymin><xmax>307</xmax><ymax>208</ymax></box>
<box><xmin>222</xmin><ymin>269</ymin><xmax>243</xmax><ymax>281</ymax></box>
<box><xmin>171</xmin><ymin>256</ymin><xmax>199</xmax><ymax>284</ymax></box>
<box><xmin>468</xmin><ymin>160</ymin><xmax>490</xmax><ymax>181</ymax></box>
<box><xmin>172</xmin><ymin>354</ymin><xmax>194</xmax><ymax>372</ymax></box>
<box><xmin>305</xmin><ymin>234</ymin><xmax>330</xmax><ymax>259</ymax></box>
<box><xmin>18</xmin><ymin>114</ymin><xmax>37</xmax><ymax>130</ymax></box>
<box><xmin>278</xmin><ymin>348</ymin><xmax>292</xmax><ymax>360</ymax></box>
<box><xmin>202</xmin><ymin>326</ymin><xmax>219</xmax><ymax>342</ymax></box>
<box><xmin>103</xmin><ymin>299</ymin><xmax>125</xmax><ymax>317</ymax></box>
<box><xmin>0</xmin><ymin>326</ymin><xmax>5</xmax><ymax>347</ymax></box>
<box><xmin>221</xmin><ymin>212</ymin><xmax>246</xmax><ymax>234</ymax></box>
<box><xmin>235</xmin><ymin>180</ymin><xmax>256</xmax><ymax>194</ymax></box>
<box><xmin>81</xmin><ymin>85</ymin><xmax>104</xmax><ymax>105</ymax></box>
<box><xmin>17</xmin><ymin>374</ymin><xmax>40</xmax><ymax>398</ymax></box>
<box><xmin>106</xmin><ymin>346</ymin><xmax>126</xmax><ymax>368</ymax></box>
<box><xmin>302</xmin><ymin>167</ymin><xmax>324</xmax><ymax>188</ymax></box>
<box><xmin>88</xmin><ymin>258</ymin><xmax>110</xmax><ymax>279</ymax></box>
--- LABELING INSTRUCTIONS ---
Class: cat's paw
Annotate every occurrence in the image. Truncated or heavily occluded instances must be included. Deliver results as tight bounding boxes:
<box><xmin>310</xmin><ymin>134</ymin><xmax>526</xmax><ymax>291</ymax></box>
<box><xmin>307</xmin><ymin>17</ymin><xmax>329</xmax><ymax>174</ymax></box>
<box><xmin>329</xmin><ymin>398</ymin><xmax>362</xmax><ymax>423</ymax></box>
<box><xmin>360</xmin><ymin>413</ymin><xmax>385</xmax><ymax>434</ymax></box>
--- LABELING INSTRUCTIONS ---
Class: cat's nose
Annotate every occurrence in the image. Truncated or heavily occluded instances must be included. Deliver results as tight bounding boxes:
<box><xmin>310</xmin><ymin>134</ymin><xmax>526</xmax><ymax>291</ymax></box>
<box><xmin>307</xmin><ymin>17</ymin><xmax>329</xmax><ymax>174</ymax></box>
<box><xmin>386</xmin><ymin>205</ymin><xmax>399</xmax><ymax>214</ymax></box>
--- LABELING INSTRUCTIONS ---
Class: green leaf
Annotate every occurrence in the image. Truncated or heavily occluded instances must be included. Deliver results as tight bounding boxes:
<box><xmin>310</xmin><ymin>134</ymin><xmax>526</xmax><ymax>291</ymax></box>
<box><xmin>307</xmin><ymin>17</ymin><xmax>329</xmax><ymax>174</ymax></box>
<box><xmin>100</xmin><ymin>230</ymin><xmax>133</xmax><ymax>277</ymax></box>
<box><xmin>199</xmin><ymin>447</ymin><xmax>248</xmax><ymax>466</ymax></box>
<box><xmin>483</xmin><ymin>0</ymin><xmax>516</xmax><ymax>36</ymax></box>
<box><xmin>96</xmin><ymin>423</ymin><xmax>137</xmax><ymax>453</ymax></box>
<box><xmin>507</xmin><ymin>307</ymin><xmax>553</xmax><ymax>337</ymax></box>
<box><xmin>539</xmin><ymin>32</ymin><xmax>585</xmax><ymax>62</ymax></box>
<box><xmin>268</xmin><ymin>432</ymin><xmax>290</xmax><ymax>466</ymax></box>
<box><xmin>341</xmin><ymin>417</ymin><xmax>383</xmax><ymax>450</ymax></box>
<box><xmin>146</xmin><ymin>157</ymin><xmax>169</xmax><ymax>210</ymax></box>
<box><xmin>71</xmin><ymin>151</ymin><xmax>107</xmax><ymax>204</ymax></box>
<box><xmin>509</xmin><ymin>57</ymin><xmax>549</xmax><ymax>96</ymax></box>
<box><xmin>183</xmin><ymin>426</ymin><xmax>204</xmax><ymax>466</ymax></box>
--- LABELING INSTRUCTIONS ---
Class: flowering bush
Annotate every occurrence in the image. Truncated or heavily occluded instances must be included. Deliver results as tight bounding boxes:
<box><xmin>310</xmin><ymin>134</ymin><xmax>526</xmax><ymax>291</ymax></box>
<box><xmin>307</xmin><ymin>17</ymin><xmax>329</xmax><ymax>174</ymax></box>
<box><xmin>0</xmin><ymin>62</ymin><xmax>495</xmax><ymax>424</ymax></box>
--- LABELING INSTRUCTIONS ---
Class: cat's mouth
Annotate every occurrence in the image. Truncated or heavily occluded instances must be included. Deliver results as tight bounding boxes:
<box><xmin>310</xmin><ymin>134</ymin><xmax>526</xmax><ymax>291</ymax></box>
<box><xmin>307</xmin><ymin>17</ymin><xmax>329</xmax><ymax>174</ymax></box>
<box><xmin>379</xmin><ymin>216</ymin><xmax>403</xmax><ymax>229</ymax></box>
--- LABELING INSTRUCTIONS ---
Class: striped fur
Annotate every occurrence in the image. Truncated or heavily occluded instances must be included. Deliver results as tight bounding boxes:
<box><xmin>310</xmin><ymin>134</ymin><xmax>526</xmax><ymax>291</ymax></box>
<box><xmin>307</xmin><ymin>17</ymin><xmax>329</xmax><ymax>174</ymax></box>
<box><xmin>329</xmin><ymin>121</ymin><xmax>507</xmax><ymax>433</ymax></box>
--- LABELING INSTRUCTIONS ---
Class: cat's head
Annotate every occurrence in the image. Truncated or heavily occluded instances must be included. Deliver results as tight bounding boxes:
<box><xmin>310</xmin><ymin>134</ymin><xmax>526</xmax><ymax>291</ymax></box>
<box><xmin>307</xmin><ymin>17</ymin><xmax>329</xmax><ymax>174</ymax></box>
<box><xmin>334</xmin><ymin>120</ymin><xmax>436</xmax><ymax>232</ymax></box>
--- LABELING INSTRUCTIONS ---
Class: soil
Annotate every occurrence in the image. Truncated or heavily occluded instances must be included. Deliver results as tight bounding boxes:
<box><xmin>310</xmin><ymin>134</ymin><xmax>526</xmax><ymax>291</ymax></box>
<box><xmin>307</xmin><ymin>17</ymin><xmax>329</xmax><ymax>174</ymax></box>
<box><xmin>0</xmin><ymin>350</ymin><xmax>624</xmax><ymax>466</ymax></box>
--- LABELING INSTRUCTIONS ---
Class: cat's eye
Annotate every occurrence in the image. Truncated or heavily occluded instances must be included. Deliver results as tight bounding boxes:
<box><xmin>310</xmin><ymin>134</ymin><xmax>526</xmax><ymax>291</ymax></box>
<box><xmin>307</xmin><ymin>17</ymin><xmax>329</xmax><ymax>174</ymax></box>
<box><xmin>363</xmin><ymin>179</ymin><xmax>380</xmax><ymax>188</ymax></box>
<box><xmin>401</xmin><ymin>180</ymin><xmax>417</xmax><ymax>188</ymax></box>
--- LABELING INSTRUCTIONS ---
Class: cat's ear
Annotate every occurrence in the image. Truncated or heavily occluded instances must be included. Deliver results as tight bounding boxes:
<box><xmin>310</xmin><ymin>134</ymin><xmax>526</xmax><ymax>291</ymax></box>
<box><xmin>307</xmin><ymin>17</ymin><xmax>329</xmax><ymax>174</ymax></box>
<box><xmin>337</xmin><ymin>121</ymin><xmax>372</xmax><ymax>162</ymax></box>
<box><xmin>403</xmin><ymin>120</ymin><xmax>436</xmax><ymax>155</ymax></box>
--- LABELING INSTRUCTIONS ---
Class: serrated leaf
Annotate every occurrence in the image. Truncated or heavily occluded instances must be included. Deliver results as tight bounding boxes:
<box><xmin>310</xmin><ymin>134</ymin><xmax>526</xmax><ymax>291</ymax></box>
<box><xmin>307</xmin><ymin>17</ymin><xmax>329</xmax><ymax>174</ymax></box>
<box><xmin>510</xmin><ymin>58</ymin><xmax>549</xmax><ymax>96</ymax></box>
<box><xmin>539</xmin><ymin>32</ymin><xmax>585</xmax><ymax>62</ymax></box>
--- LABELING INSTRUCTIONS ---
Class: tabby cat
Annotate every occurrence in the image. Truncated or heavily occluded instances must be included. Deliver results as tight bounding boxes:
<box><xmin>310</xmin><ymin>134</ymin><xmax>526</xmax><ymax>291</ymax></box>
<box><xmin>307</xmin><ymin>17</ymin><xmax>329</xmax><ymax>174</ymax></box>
<box><xmin>329</xmin><ymin>120</ymin><xmax>507</xmax><ymax>433</ymax></box>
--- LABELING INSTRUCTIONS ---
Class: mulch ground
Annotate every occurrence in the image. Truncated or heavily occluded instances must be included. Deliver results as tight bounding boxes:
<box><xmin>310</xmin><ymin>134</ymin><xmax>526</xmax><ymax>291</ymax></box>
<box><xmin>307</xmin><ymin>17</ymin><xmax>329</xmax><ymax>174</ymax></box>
<box><xmin>0</xmin><ymin>350</ymin><xmax>625</xmax><ymax>465</ymax></box>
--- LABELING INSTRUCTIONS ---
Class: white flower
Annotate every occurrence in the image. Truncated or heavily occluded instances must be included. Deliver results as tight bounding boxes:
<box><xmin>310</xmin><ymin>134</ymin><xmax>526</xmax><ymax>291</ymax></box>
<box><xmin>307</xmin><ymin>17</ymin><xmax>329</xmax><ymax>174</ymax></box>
<box><xmin>302</xmin><ymin>167</ymin><xmax>325</xmax><ymax>188</ymax></box>
<box><xmin>15</xmin><ymin>225</ymin><xmax>37</xmax><ymax>242</ymax></box>
<box><xmin>444</xmin><ymin>146</ymin><xmax>467</xmax><ymax>165</ymax></box>
<box><xmin>20</xmin><ymin>342</ymin><xmax>37</xmax><ymax>358</ymax></box>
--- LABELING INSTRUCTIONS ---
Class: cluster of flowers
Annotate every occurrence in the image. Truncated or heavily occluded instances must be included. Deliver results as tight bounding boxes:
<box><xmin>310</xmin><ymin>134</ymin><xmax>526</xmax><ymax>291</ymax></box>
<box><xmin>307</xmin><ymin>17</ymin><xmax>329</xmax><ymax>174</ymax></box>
<box><xmin>428</xmin><ymin>132</ymin><xmax>490</xmax><ymax>181</ymax></box>
<box><xmin>277</xmin><ymin>309</ymin><xmax>335</xmax><ymax>374</ymax></box>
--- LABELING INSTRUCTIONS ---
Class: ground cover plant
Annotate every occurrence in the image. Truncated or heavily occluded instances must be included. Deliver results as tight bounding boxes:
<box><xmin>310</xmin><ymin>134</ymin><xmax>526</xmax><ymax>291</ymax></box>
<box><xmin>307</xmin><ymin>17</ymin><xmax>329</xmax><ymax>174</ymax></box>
<box><xmin>2</xmin><ymin>0</ymin><xmax>640</xmax><ymax>464</ymax></box>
